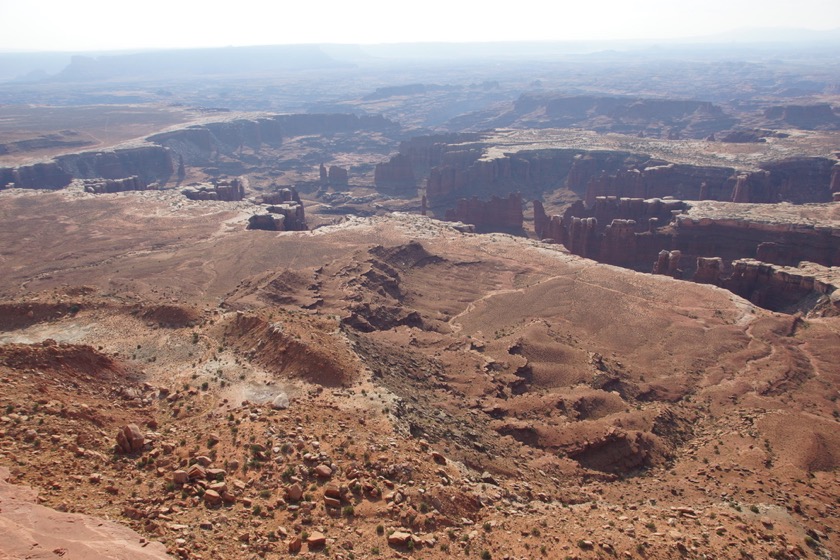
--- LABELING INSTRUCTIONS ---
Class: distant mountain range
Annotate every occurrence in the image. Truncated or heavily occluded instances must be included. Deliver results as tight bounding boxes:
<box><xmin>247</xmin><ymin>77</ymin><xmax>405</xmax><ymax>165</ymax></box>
<box><xmin>1</xmin><ymin>29</ymin><xmax>839</xmax><ymax>84</ymax></box>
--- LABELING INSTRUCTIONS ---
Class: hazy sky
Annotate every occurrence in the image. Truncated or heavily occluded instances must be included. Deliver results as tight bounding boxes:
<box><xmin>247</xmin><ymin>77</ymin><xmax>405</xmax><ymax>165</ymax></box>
<box><xmin>2</xmin><ymin>0</ymin><xmax>839</xmax><ymax>51</ymax></box>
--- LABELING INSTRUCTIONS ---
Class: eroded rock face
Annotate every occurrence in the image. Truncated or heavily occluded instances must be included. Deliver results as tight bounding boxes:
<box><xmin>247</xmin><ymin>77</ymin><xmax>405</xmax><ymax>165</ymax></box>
<box><xmin>382</xmin><ymin>129</ymin><xmax>837</xmax><ymax>208</ymax></box>
<box><xmin>261</xmin><ymin>187</ymin><xmax>301</xmax><ymax>206</ymax></box>
<box><xmin>565</xmin><ymin>216</ymin><xmax>598</xmax><ymax>259</ymax></box>
<box><xmin>443</xmin><ymin>193</ymin><xmax>523</xmax><ymax>232</ymax></box>
<box><xmin>763</xmin><ymin>103</ymin><xmax>840</xmax><ymax>130</ymax></box>
<box><xmin>756</xmin><ymin>157</ymin><xmax>838</xmax><ymax>204</ymax></box>
<box><xmin>581</xmin><ymin>156</ymin><xmax>837</xmax><ymax>206</ymax></box>
<box><xmin>248</xmin><ymin>187</ymin><xmax>307</xmax><ymax>231</ymax></box>
<box><xmin>182</xmin><ymin>178</ymin><xmax>245</xmax><ymax>201</ymax></box>
<box><xmin>535</xmin><ymin>196</ymin><xmax>840</xmax><ymax>313</ymax></box>
<box><xmin>1</xmin><ymin>146</ymin><xmax>174</xmax><ymax>190</ymax></box>
<box><xmin>694</xmin><ymin>257</ymin><xmax>723</xmax><ymax>285</ymax></box>
<box><xmin>723</xmin><ymin>259</ymin><xmax>840</xmax><ymax>313</ymax></box>
<box><xmin>328</xmin><ymin>165</ymin><xmax>348</xmax><ymax>186</ymax></box>
<box><xmin>601</xmin><ymin>219</ymin><xmax>638</xmax><ymax>267</ymax></box>
<box><xmin>246</xmin><ymin>214</ymin><xmax>285</xmax><ymax>231</ymax></box>
<box><xmin>584</xmin><ymin>162</ymin><xmax>743</xmax><ymax>206</ymax></box>
<box><xmin>484</xmin><ymin>93</ymin><xmax>737</xmax><ymax>138</ymax></box>
<box><xmin>0</xmin><ymin>162</ymin><xmax>73</xmax><ymax>190</ymax></box>
<box><xmin>533</xmin><ymin>199</ymin><xmax>566</xmax><ymax>243</ymax></box>
<box><xmin>83</xmin><ymin>175</ymin><xmax>147</xmax><ymax>194</ymax></box>
<box><xmin>673</xmin><ymin>207</ymin><xmax>840</xmax><ymax>269</ymax></box>
<box><xmin>150</xmin><ymin>113</ymin><xmax>398</xmax><ymax>165</ymax></box>
<box><xmin>652</xmin><ymin>250</ymin><xmax>683</xmax><ymax>278</ymax></box>
<box><xmin>538</xmin><ymin>198</ymin><xmax>840</xmax><ymax>285</ymax></box>
<box><xmin>57</xmin><ymin>146</ymin><xmax>174</xmax><ymax>184</ymax></box>
<box><xmin>374</xmin><ymin>153</ymin><xmax>415</xmax><ymax>193</ymax></box>
<box><xmin>536</xmin><ymin>196</ymin><xmax>685</xmax><ymax>265</ymax></box>
<box><xmin>831</xmin><ymin>163</ymin><xmax>840</xmax><ymax>193</ymax></box>
<box><xmin>247</xmin><ymin>203</ymin><xmax>306</xmax><ymax>232</ymax></box>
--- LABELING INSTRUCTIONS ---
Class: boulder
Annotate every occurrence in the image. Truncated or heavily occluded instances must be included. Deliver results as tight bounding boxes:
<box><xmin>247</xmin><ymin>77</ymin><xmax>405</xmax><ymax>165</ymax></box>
<box><xmin>116</xmin><ymin>424</ymin><xmax>144</xmax><ymax>454</ymax></box>
<box><xmin>271</xmin><ymin>393</ymin><xmax>289</xmax><ymax>410</ymax></box>
<box><xmin>203</xmin><ymin>489</ymin><xmax>222</xmax><ymax>506</ymax></box>
<box><xmin>324</xmin><ymin>483</ymin><xmax>342</xmax><ymax>499</ymax></box>
<box><xmin>388</xmin><ymin>531</ymin><xmax>413</xmax><ymax>546</ymax></box>
<box><xmin>306</xmin><ymin>531</ymin><xmax>327</xmax><ymax>548</ymax></box>
<box><xmin>286</xmin><ymin>483</ymin><xmax>303</xmax><ymax>502</ymax></box>
<box><xmin>187</xmin><ymin>464</ymin><xmax>207</xmax><ymax>480</ymax></box>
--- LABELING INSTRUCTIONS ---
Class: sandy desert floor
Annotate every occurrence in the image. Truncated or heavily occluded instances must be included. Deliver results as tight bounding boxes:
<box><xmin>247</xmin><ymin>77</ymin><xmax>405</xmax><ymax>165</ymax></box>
<box><xmin>1</xmin><ymin>187</ymin><xmax>839</xmax><ymax>559</ymax></box>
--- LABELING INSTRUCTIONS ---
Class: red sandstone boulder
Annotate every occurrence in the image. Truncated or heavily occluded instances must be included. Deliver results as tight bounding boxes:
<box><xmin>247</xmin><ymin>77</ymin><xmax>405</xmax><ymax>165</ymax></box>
<box><xmin>115</xmin><ymin>424</ymin><xmax>144</xmax><ymax>454</ymax></box>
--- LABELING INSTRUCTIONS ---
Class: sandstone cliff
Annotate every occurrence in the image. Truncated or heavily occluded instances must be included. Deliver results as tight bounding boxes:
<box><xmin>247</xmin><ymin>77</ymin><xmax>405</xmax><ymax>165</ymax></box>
<box><xmin>396</xmin><ymin>131</ymin><xmax>838</xmax><ymax>208</ymax></box>
<box><xmin>83</xmin><ymin>175</ymin><xmax>147</xmax><ymax>194</ymax></box>
<box><xmin>722</xmin><ymin>259</ymin><xmax>840</xmax><ymax>314</ymax></box>
<box><xmin>443</xmin><ymin>193</ymin><xmax>524</xmax><ymax>233</ymax></box>
<box><xmin>56</xmin><ymin>146</ymin><xmax>174</xmax><ymax>184</ymax></box>
<box><xmin>0</xmin><ymin>162</ymin><xmax>73</xmax><ymax>190</ymax></box>
<box><xmin>469</xmin><ymin>94</ymin><xmax>738</xmax><ymax>138</ymax></box>
<box><xmin>534</xmin><ymin>195</ymin><xmax>840</xmax><ymax>315</ymax></box>
<box><xmin>150</xmin><ymin>113</ymin><xmax>398</xmax><ymax>165</ymax></box>
<box><xmin>536</xmin><ymin>198</ymin><xmax>840</xmax><ymax>285</ymax></box>
<box><xmin>583</xmin><ymin>162</ymin><xmax>737</xmax><ymax>206</ymax></box>
<box><xmin>374</xmin><ymin>133</ymin><xmax>481</xmax><ymax>194</ymax></box>
<box><xmin>328</xmin><ymin>165</ymin><xmax>348</xmax><ymax>186</ymax></box>
<box><xmin>0</xmin><ymin>146</ymin><xmax>174</xmax><ymax>190</ymax></box>
<box><xmin>248</xmin><ymin>187</ymin><xmax>307</xmax><ymax>231</ymax></box>
<box><xmin>374</xmin><ymin>153</ymin><xmax>415</xmax><ymax>193</ymax></box>
<box><xmin>182</xmin><ymin>178</ymin><xmax>246</xmax><ymax>202</ymax></box>
<box><xmin>763</xmin><ymin>104</ymin><xmax>840</xmax><ymax>130</ymax></box>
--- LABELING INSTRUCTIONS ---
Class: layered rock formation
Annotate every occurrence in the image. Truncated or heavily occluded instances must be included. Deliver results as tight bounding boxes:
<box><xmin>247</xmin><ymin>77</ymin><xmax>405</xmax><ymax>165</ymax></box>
<box><xmin>318</xmin><ymin>163</ymin><xmax>349</xmax><ymax>186</ymax></box>
<box><xmin>374</xmin><ymin>153</ymin><xmax>416</xmax><ymax>193</ymax></box>
<box><xmin>443</xmin><ymin>193</ymin><xmax>523</xmax><ymax>233</ymax></box>
<box><xmin>718</xmin><ymin>259</ymin><xmax>840</xmax><ymax>314</ymax></box>
<box><xmin>535</xmin><ymin>196</ymin><xmax>685</xmax><ymax>266</ymax></box>
<box><xmin>583</xmin><ymin>156</ymin><xmax>838</xmax><ymax>205</ymax></box>
<box><xmin>182</xmin><ymin>178</ymin><xmax>245</xmax><ymax>201</ymax></box>
<box><xmin>0</xmin><ymin>162</ymin><xmax>73</xmax><ymax>190</ymax></box>
<box><xmin>763</xmin><ymin>104</ymin><xmax>840</xmax><ymax>130</ymax></box>
<box><xmin>150</xmin><ymin>113</ymin><xmax>397</xmax><ymax>165</ymax></box>
<box><xmin>652</xmin><ymin>250</ymin><xmax>683</xmax><ymax>278</ymax></box>
<box><xmin>601</xmin><ymin>219</ymin><xmax>640</xmax><ymax>267</ymax></box>
<box><xmin>693</xmin><ymin>257</ymin><xmax>723</xmax><ymax>284</ymax></box>
<box><xmin>56</xmin><ymin>146</ymin><xmax>174</xmax><ymax>184</ymax></box>
<box><xmin>672</xmin><ymin>209</ymin><xmax>840</xmax><ymax>268</ymax></box>
<box><xmin>464</xmin><ymin>93</ymin><xmax>737</xmax><ymax>138</ymax></box>
<box><xmin>755</xmin><ymin>157</ymin><xmax>838</xmax><ymax>203</ymax></box>
<box><xmin>565</xmin><ymin>216</ymin><xmax>599</xmax><ymax>259</ymax></box>
<box><xmin>583</xmin><ymin>161</ymin><xmax>736</xmax><ymax>206</ymax></box>
<box><xmin>538</xmin><ymin>196</ymin><xmax>840</xmax><ymax>275</ymax></box>
<box><xmin>382</xmin><ymin>131</ymin><xmax>838</xmax><ymax>208</ymax></box>
<box><xmin>83</xmin><ymin>175</ymin><xmax>147</xmax><ymax>194</ymax></box>
<box><xmin>0</xmin><ymin>146</ymin><xmax>174</xmax><ymax>190</ymax></box>
<box><xmin>248</xmin><ymin>187</ymin><xmax>307</xmax><ymax>231</ymax></box>
<box><xmin>261</xmin><ymin>187</ymin><xmax>303</xmax><ymax>206</ymax></box>
<box><xmin>536</xmin><ymin>196</ymin><xmax>840</xmax><ymax>312</ymax></box>
<box><xmin>328</xmin><ymin>165</ymin><xmax>349</xmax><ymax>186</ymax></box>
<box><xmin>375</xmin><ymin>133</ymin><xmax>484</xmax><ymax>196</ymax></box>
